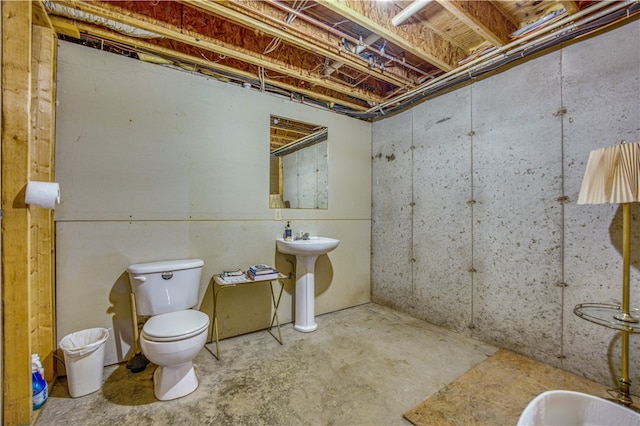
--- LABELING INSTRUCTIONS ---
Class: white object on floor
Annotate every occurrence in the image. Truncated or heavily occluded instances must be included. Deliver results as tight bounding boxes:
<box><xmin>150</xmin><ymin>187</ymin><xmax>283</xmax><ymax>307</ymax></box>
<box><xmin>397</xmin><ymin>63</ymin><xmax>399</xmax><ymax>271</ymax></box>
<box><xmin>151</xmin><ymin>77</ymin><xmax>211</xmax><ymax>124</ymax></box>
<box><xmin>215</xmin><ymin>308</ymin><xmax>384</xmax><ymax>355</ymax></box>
<box><xmin>517</xmin><ymin>390</ymin><xmax>640</xmax><ymax>426</ymax></box>
<box><xmin>127</xmin><ymin>258</ymin><xmax>209</xmax><ymax>401</ymax></box>
<box><xmin>59</xmin><ymin>327</ymin><xmax>110</xmax><ymax>397</ymax></box>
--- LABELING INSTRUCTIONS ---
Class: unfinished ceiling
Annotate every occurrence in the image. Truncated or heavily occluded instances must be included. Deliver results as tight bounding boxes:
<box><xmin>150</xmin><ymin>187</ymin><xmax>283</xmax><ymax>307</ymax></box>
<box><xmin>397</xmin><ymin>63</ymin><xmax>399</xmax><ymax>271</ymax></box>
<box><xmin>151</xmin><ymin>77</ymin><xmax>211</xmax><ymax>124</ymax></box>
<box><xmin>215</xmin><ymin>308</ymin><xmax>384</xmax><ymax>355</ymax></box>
<box><xmin>42</xmin><ymin>0</ymin><xmax>639</xmax><ymax>120</ymax></box>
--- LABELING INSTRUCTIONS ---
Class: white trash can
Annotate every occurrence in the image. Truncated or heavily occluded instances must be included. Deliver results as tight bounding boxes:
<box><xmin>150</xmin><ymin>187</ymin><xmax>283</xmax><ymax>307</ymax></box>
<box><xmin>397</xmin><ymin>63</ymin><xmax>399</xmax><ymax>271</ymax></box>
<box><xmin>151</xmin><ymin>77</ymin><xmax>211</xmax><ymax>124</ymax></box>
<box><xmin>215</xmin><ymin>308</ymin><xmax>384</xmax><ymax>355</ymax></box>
<box><xmin>59</xmin><ymin>327</ymin><xmax>110</xmax><ymax>398</ymax></box>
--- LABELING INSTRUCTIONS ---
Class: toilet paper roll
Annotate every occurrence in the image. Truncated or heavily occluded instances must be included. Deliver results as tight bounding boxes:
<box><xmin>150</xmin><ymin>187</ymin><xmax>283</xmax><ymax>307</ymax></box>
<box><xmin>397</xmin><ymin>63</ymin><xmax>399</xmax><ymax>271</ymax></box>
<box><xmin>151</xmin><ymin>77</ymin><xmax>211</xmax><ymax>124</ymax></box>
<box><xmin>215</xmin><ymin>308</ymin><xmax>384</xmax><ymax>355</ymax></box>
<box><xmin>25</xmin><ymin>181</ymin><xmax>60</xmax><ymax>209</ymax></box>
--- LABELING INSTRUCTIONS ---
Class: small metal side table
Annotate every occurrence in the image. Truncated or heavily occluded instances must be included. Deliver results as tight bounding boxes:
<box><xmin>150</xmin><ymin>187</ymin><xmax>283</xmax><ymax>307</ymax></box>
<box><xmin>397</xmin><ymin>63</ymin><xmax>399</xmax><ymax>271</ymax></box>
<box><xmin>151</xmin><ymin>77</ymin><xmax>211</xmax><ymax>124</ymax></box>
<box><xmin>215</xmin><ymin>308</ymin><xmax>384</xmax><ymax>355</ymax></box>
<box><xmin>574</xmin><ymin>303</ymin><xmax>640</xmax><ymax>334</ymax></box>
<box><xmin>574</xmin><ymin>303</ymin><xmax>640</xmax><ymax>406</ymax></box>
<box><xmin>206</xmin><ymin>273</ymin><xmax>286</xmax><ymax>360</ymax></box>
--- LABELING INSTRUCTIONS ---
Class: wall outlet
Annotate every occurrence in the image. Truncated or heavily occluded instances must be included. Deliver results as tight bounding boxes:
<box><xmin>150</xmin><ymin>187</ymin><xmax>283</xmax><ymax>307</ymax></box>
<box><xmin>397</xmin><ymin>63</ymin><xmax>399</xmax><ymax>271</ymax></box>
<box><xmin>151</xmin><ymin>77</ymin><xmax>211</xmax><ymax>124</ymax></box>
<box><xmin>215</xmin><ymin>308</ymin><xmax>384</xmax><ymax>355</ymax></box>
<box><xmin>274</xmin><ymin>209</ymin><xmax>282</xmax><ymax>220</ymax></box>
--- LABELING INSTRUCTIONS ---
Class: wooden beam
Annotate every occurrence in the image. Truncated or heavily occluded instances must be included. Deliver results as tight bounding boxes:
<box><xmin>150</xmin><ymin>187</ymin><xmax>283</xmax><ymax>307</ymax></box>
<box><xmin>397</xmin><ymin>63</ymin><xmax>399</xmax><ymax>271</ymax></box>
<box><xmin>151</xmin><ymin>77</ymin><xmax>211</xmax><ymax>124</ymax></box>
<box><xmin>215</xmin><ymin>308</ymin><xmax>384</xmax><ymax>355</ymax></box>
<box><xmin>183</xmin><ymin>0</ymin><xmax>414</xmax><ymax>88</ymax></box>
<box><xmin>491</xmin><ymin>0</ymin><xmax>518</xmax><ymax>28</ymax></box>
<box><xmin>321</xmin><ymin>0</ymin><xmax>463</xmax><ymax>72</ymax></box>
<box><xmin>436</xmin><ymin>0</ymin><xmax>517</xmax><ymax>47</ymax></box>
<box><xmin>51</xmin><ymin>17</ymin><xmax>81</xmax><ymax>38</ymax></box>
<box><xmin>32</xmin><ymin>0</ymin><xmax>53</xmax><ymax>29</ymax></box>
<box><xmin>2</xmin><ymin>1</ymin><xmax>33</xmax><ymax>423</ymax></box>
<box><xmin>416</xmin><ymin>15</ymin><xmax>471</xmax><ymax>53</ymax></box>
<box><xmin>30</xmin><ymin>24</ymin><xmax>57</xmax><ymax>389</ymax></box>
<box><xmin>51</xmin><ymin>17</ymin><xmax>370</xmax><ymax>111</ymax></box>
<box><xmin>53</xmin><ymin>0</ymin><xmax>383</xmax><ymax>105</ymax></box>
<box><xmin>560</xmin><ymin>1</ymin><xmax>580</xmax><ymax>14</ymax></box>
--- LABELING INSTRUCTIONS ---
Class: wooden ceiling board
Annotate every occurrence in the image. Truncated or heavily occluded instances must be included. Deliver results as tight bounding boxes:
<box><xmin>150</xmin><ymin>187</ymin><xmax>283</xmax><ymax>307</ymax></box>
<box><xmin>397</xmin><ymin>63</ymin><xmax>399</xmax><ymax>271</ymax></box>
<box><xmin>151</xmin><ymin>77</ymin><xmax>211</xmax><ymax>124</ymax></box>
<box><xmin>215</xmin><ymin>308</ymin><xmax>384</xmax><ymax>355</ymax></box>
<box><xmin>436</xmin><ymin>0</ymin><xmax>517</xmax><ymax>46</ymax></box>
<box><xmin>415</xmin><ymin>2</ymin><xmax>487</xmax><ymax>53</ymax></box>
<box><xmin>58</xmin><ymin>0</ymin><xmax>389</xmax><ymax>105</ymax></box>
<box><xmin>323</xmin><ymin>0</ymin><xmax>467</xmax><ymax>71</ymax></box>
<box><xmin>271</xmin><ymin>0</ymin><xmax>438</xmax><ymax>84</ymax></box>
<box><xmin>52</xmin><ymin>14</ymin><xmax>372</xmax><ymax>111</ymax></box>
<box><xmin>45</xmin><ymin>0</ymin><xmax>639</xmax><ymax>118</ymax></box>
<box><xmin>186</xmin><ymin>1</ymin><xmax>416</xmax><ymax>88</ymax></box>
<box><xmin>499</xmin><ymin>0</ymin><xmax>568</xmax><ymax>26</ymax></box>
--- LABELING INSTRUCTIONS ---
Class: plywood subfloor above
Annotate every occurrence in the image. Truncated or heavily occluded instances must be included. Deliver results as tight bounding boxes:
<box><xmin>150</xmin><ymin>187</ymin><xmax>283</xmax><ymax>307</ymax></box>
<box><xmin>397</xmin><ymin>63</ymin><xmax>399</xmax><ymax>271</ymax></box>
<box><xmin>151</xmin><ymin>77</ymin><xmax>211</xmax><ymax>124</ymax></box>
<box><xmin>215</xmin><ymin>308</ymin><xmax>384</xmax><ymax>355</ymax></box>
<box><xmin>44</xmin><ymin>1</ymin><xmax>640</xmax><ymax>119</ymax></box>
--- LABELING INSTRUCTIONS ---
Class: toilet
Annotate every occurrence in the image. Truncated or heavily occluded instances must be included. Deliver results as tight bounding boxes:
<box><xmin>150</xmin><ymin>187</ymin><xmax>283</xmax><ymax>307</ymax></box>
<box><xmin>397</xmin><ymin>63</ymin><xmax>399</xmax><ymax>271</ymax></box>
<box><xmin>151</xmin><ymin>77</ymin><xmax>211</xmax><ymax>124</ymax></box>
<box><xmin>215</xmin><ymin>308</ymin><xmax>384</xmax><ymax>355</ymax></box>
<box><xmin>127</xmin><ymin>258</ymin><xmax>210</xmax><ymax>401</ymax></box>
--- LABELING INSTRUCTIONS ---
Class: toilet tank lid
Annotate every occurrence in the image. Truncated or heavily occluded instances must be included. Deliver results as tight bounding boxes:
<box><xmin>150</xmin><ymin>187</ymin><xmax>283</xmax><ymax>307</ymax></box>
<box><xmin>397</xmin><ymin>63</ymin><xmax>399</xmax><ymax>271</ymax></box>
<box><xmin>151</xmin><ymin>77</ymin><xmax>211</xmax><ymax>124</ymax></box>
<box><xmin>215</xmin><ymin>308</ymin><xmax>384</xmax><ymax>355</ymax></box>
<box><xmin>127</xmin><ymin>259</ymin><xmax>204</xmax><ymax>274</ymax></box>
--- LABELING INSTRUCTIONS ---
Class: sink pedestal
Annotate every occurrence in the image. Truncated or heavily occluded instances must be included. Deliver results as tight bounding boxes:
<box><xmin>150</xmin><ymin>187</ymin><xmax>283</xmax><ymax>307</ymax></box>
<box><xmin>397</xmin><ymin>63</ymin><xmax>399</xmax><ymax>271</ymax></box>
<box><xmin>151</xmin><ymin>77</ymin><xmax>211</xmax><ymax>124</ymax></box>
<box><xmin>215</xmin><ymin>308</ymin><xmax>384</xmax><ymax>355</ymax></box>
<box><xmin>275</xmin><ymin>236</ymin><xmax>340</xmax><ymax>333</ymax></box>
<box><xmin>294</xmin><ymin>255</ymin><xmax>319</xmax><ymax>332</ymax></box>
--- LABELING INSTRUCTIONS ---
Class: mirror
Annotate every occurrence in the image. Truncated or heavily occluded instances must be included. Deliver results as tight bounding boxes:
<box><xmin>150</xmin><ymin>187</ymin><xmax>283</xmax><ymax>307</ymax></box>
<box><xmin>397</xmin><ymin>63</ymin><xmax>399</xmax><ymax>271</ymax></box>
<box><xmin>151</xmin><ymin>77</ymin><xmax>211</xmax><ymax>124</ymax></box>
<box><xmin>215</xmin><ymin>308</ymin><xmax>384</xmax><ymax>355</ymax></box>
<box><xmin>269</xmin><ymin>115</ymin><xmax>328</xmax><ymax>209</ymax></box>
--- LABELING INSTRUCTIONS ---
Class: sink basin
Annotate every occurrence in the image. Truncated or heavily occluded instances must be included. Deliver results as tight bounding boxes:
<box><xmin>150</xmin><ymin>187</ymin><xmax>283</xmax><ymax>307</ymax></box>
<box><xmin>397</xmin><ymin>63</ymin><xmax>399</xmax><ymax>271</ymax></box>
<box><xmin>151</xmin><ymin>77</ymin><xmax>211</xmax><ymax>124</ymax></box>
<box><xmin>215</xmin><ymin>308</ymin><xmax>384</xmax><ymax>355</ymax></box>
<box><xmin>276</xmin><ymin>236</ymin><xmax>339</xmax><ymax>333</ymax></box>
<box><xmin>276</xmin><ymin>236</ymin><xmax>340</xmax><ymax>256</ymax></box>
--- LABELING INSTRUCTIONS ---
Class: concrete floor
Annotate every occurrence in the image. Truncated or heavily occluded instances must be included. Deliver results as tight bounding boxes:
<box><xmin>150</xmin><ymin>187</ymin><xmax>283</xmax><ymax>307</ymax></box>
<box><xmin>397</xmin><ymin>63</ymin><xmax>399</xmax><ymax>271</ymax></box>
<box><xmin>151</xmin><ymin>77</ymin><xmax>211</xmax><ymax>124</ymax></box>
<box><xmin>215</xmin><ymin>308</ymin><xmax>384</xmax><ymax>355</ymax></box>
<box><xmin>36</xmin><ymin>303</ymin><xmax>498</xmax><ymax>425</ymax></box>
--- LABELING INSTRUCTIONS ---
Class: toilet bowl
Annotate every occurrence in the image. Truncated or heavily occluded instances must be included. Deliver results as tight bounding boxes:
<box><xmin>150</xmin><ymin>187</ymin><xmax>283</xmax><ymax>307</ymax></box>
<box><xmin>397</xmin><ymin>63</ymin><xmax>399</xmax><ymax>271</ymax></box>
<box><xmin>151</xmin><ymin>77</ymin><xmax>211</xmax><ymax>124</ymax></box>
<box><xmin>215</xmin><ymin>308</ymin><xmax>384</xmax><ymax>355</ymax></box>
<box><xmin>127</xmin><ymin>258</ymin><xmax>209</xmax><ymax>401</ymax></box>
<box><xmin>139</xmin><ymin>310</ymin><xmax>210</xmax><ymax>401</ymax></box>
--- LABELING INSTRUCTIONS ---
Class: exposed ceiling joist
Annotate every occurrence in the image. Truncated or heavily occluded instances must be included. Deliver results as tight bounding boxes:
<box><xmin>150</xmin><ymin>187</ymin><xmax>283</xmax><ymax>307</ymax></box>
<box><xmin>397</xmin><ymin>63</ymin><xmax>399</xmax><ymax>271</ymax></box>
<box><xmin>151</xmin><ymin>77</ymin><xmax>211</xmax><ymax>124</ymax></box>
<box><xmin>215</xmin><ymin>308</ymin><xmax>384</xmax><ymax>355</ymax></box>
<box><xmin>560</xmin><ymin>1</ymin><xmax>580</xmax><ymax>14</ymax></box>
<box><xmin>435</xmin><ymin>0</ymin><xmax>517</xmax><ymax>47</ymax></box>
<box><xmin>33</xmin><ymin>0</ymin><xmax>54</xmax><ymax>28</ymax></box>
<box><xmin>51</xmin><ymin>16</ymin><xmax>369</xmax><ymax>111</ymax></box>
<box><xmin>183</xmin><ymin>0</ymin><xmax>415</xmax><ymax>89</ymax></box>
<box><xmin>321</xmin><ymin>0</ymin><xmax>463</xmax><ymax>72</ymax></box>
<box><xmin>50</xmin><ymin>17</ymin><xmax>81</xmax><ymax>38</ymax></box>
<box><xmin>44</xmin><ymin>0</ymin><xmax>640</xmax><ymax>120</ymax></box>
<box><xmin>55</xmin><ymin>0</ymin><xmax>385</xmax><ymax>106</ymax></box>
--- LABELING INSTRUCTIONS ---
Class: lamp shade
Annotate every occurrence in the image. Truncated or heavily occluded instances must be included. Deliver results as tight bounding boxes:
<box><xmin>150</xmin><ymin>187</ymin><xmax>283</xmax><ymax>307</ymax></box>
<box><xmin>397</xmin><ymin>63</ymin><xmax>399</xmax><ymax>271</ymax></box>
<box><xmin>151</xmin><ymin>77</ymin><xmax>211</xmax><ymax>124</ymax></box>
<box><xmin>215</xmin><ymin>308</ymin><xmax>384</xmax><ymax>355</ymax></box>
<box><xmin>577</xmin><ymin>141</ymin><xmax>640</xmax><ymax>205</ymax></box>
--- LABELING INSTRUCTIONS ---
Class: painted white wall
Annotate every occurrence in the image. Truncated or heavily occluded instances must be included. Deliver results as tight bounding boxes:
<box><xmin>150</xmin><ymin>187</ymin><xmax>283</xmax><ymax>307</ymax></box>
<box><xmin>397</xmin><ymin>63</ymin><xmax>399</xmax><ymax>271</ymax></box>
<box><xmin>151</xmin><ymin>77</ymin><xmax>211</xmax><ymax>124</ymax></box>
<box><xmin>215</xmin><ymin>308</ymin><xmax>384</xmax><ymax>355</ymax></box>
<box><xmin>55</xmin><ymin>41</ymin><xmax>371</xmax><ymax>366</ymax></box>
<box><xmin>372</xmin><ymin>21</ymin><xmax>640</xmax><ymax>387</ymax></box>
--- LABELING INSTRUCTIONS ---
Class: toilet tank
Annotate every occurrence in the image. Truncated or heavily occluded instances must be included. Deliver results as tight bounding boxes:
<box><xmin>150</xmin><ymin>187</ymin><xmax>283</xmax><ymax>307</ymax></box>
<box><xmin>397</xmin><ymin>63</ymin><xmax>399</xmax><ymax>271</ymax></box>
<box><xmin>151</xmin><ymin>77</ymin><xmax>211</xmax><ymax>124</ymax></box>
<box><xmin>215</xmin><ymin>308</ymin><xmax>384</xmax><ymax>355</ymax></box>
<box><xmin>127</xmin><ymin>259</ymin><xmax>204</xmax><ymax>316</ymax></box>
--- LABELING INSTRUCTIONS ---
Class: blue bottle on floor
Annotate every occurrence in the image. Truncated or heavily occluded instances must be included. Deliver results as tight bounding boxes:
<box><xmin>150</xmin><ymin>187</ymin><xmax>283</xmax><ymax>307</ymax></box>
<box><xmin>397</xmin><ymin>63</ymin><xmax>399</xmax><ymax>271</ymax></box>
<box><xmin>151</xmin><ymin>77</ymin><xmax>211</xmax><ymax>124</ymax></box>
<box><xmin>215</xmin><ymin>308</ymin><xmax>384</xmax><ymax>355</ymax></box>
<box><xmin>32</xmin><ymin>362</ymin><xmax>48</xmax><ymax>410</ymax></box>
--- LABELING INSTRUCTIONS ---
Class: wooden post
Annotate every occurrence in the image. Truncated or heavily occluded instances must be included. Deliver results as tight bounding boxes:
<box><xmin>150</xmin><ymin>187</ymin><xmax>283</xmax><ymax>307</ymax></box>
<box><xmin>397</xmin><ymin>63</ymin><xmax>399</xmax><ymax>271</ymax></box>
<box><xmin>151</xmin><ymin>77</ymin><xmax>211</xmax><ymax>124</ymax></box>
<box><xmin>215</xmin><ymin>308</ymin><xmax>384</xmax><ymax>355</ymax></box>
<box><xmin>30</xmin><ymin>23</ymin><xmax>57</xmax><ymax>386</ymax></box>
<box><xmin>2</xmin><ymin>1</ymin><xmax>33</xmax><ymax>423</ymax></box>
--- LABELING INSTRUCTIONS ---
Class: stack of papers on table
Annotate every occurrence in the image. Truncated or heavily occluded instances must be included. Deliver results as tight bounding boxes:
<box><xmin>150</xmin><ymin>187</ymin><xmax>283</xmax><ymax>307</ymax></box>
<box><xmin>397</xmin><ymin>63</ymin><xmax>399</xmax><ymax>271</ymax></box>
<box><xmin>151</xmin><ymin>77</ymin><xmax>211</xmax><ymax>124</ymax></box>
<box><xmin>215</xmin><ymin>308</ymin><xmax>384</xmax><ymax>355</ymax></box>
<box><xmin>219</xmin><ymin>269</ymin><xmax>247</xmax><ymax>284</ymax></box>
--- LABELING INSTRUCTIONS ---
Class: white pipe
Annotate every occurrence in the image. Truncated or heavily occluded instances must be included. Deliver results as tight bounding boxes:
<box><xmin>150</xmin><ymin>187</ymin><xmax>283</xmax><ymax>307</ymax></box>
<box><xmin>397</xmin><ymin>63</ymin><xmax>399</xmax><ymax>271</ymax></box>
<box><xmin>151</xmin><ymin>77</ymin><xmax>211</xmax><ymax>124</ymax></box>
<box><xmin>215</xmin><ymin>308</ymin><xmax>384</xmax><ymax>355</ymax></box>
<box><xmin>391</xmin><ymin>0</ymin><xmax>432</xmax><ymax>26</ymax></box>
<box><xmin>369</xmin><ymin>0</ymin><xmax>628</xmax><ymax>113</ymax></box>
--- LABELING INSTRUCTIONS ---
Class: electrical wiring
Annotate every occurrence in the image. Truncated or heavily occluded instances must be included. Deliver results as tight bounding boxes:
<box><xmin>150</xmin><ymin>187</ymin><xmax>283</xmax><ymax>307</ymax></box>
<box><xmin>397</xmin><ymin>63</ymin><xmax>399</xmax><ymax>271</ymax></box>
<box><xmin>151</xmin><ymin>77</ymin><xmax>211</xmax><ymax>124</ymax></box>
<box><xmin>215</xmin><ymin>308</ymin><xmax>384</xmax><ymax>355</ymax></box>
<box><xmin>373</xmin><ymin>1</ymin><xmax>640</xmax><ymax>121</ymax></box>
<box><xmin>56</xmin><ymin>0</ymin><xmax>639</xmax><ymax>121</ymax></box>
<box><xmin>363</xmin><ymin>0</ymin><xmax>639</xmax><ymax>119</ymax></box>
<box><xmin>263</xmin><ymin>0</ymin><xmax>307</xmax><ymax>54</ymax></box>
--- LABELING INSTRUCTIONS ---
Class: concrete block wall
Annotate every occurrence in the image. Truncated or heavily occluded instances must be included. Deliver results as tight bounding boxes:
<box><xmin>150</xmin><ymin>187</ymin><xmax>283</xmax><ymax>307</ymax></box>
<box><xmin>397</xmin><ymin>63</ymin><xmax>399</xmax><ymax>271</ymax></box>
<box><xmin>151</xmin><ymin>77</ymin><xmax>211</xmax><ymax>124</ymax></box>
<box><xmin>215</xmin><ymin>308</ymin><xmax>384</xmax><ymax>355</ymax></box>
<box><xmin>372</xmin><ymin>21</ymin><xmax>640</xmax><ymax>388</ymax></box>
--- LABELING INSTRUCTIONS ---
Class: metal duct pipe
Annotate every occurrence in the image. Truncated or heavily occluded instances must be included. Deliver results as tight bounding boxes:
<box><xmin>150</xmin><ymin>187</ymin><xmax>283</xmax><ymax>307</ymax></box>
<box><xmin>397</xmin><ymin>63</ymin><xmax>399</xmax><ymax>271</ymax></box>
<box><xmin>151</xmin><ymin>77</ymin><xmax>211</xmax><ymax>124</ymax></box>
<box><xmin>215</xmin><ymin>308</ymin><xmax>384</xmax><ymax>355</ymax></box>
<box><xmin>391</xmin><ymin>0</ymin><xmax>432</xmax><ymax>26</ymax></box>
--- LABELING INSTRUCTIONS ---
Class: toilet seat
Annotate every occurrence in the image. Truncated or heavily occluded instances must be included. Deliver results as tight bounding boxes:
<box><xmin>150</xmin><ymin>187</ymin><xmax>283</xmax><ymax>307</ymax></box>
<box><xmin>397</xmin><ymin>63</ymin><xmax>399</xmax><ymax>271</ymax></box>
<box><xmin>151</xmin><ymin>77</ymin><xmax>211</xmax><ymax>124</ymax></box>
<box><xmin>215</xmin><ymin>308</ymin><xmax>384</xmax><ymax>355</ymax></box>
<box><xmin>142</xmin><ymin>310</ymin><xmax>209</xmax><ymax>342</ymax></box>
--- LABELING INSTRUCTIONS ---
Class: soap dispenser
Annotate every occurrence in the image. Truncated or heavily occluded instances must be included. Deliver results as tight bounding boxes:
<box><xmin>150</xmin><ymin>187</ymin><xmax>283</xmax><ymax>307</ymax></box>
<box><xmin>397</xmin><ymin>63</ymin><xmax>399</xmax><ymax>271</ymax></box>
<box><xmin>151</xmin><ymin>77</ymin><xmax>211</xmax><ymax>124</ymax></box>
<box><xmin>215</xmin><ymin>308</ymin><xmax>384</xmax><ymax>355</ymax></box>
<box><xmin>284</xmin><ymin>221</ymin><xmax>292</xmax><ymax>241</ymax></box>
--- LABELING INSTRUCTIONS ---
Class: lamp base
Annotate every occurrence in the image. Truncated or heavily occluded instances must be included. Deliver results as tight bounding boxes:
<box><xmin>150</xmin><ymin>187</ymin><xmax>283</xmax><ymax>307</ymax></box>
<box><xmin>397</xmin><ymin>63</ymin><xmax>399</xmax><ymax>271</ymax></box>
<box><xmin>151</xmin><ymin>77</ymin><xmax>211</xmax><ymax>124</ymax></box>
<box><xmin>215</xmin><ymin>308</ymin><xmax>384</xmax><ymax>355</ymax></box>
<box><xmin>617</xmin><ymin>378</ymin><xmax>633</xmax><ymax>406</ymax></box>
<box><xmin>614</xmin><ymin>312</ymin><xmax>640</xmax><ymax>323</ymax></box>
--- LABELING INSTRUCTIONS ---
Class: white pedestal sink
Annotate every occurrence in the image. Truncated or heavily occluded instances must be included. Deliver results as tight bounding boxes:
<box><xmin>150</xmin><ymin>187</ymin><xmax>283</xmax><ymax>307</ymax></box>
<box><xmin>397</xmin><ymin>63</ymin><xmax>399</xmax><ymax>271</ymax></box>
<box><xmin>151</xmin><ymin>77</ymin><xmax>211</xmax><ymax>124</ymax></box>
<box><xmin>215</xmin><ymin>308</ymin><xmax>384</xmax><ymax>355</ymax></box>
<box><xmin>276</xmin><ymin>236</ymin><xmax>340</xmax><ymax>332</ymax></box>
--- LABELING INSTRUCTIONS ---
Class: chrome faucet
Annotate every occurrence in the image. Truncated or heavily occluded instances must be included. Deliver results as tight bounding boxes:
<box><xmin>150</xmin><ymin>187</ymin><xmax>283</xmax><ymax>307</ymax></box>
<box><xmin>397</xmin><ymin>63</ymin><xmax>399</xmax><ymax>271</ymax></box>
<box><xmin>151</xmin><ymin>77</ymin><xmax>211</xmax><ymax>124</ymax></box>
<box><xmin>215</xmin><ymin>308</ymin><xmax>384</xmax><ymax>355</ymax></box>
<box><xmin>294</xmin><ymin>232</ymin><xmax>310</xmax><ymax>241</ymax></box>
